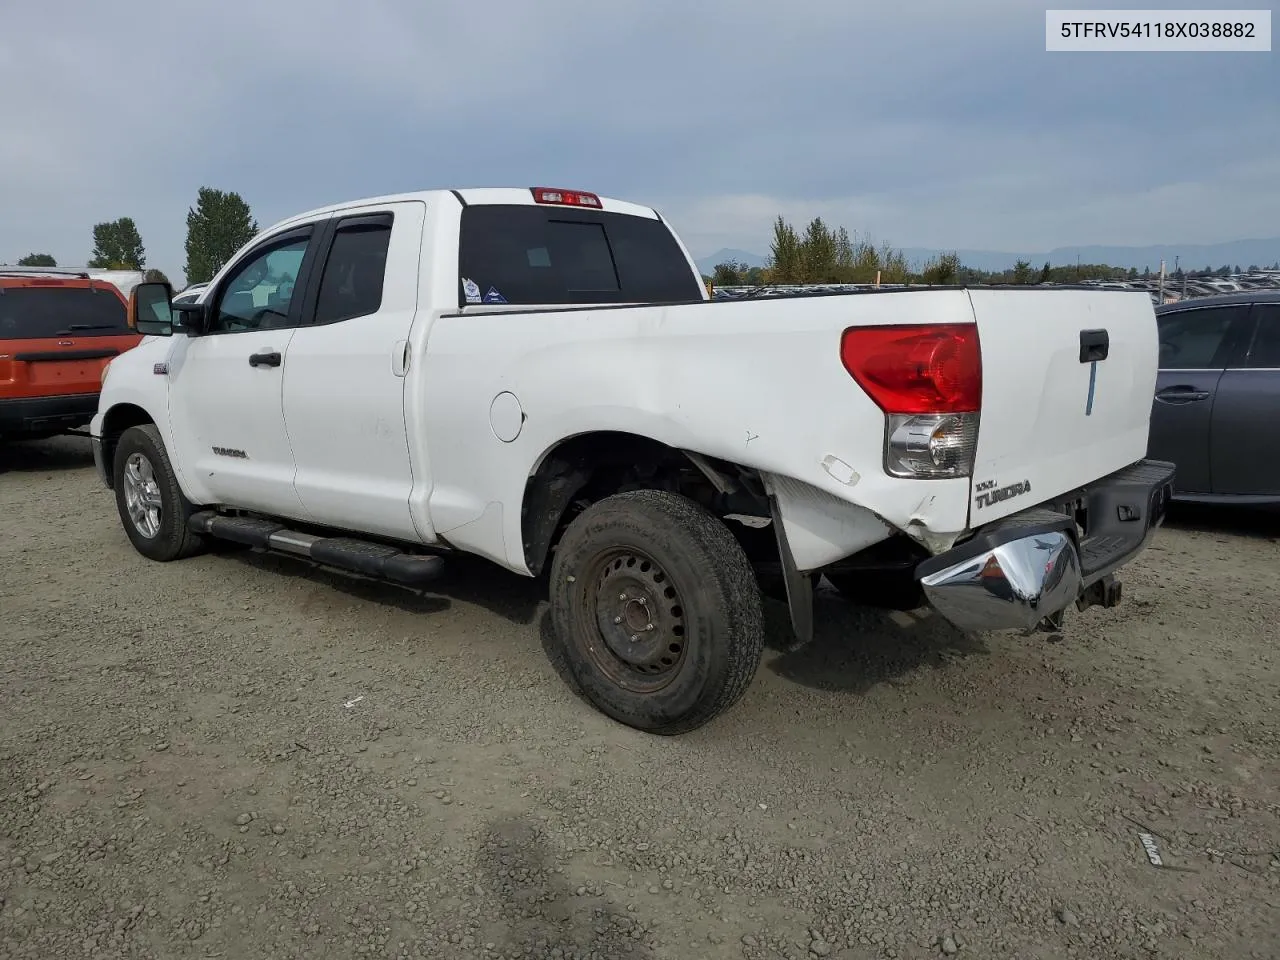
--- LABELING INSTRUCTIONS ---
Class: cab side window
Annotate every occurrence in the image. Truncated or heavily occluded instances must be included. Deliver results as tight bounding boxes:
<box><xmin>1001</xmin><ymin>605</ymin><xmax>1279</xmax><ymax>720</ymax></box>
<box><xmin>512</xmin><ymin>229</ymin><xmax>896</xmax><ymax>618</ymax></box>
<box><xmin>210</xmin><ymin>235</ymin><xmax>311</xmax><ymax>334</ymax></box>
<box><xmin>312</xmin><ymin>216</ymin><xmax>393</xmax><ymax>325</ymax></box>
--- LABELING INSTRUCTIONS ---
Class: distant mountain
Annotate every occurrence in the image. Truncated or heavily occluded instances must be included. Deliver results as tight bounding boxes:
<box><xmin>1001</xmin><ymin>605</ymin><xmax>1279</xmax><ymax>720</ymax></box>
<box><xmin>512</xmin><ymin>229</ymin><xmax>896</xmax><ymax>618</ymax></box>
<box><xmin>695</xmin><ymin>239</ymin><xmax>1280</xmax><ymax>275</ymax></box>
<box><xmin>694</xmin><ymin>248</ymin><xmax>769</xmax><ymax>275</ymax></box>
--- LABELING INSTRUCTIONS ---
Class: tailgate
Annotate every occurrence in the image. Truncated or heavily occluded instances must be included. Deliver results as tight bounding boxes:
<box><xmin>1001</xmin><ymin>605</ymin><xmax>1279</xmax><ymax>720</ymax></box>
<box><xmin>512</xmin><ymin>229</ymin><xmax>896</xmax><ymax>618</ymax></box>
<box><xmin>968</xmin><ymin>289</ymin><xmax>1158</xmax><ymax>526</ymax></box>
<box><xmin>0</xmin><ymin>336</ymin><xmax>136</xmax><ymax>397</ymax></box>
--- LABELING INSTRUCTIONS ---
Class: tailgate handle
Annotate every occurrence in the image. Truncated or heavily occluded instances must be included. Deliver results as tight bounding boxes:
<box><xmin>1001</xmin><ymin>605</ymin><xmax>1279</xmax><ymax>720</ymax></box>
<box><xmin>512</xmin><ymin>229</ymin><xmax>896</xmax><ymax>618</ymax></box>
<box><xmin>1079</xmin><ymin>329</ymin><xmax>1109</xmax><ymax>363</ymax></box>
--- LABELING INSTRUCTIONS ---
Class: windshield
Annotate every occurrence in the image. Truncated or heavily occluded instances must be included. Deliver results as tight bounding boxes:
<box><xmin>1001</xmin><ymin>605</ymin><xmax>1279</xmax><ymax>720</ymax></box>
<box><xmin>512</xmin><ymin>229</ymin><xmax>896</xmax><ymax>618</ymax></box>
<box><xmin>0</xmin><ymin>286</ymin><xmax>129</xmax><ymax>340</ymax></box>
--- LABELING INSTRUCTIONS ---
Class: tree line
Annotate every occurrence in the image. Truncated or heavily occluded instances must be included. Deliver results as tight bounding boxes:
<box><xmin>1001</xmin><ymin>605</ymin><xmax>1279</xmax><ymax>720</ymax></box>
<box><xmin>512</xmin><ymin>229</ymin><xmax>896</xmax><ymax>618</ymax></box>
<box><xmin>9</xmin><ymin>186</ymin><xmax>259</xmax><ymax>289</ymax></box>
<box><xmin>708</xmin><ymin>214</ymin><xmax>1280</xmax><ymax>288</ymax></box>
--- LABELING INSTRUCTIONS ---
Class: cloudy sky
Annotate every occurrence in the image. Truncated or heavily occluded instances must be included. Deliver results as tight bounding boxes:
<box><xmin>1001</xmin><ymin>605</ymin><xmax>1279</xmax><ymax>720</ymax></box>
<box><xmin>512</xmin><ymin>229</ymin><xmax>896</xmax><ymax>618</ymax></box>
<box><xmin>1</xmin><ymin>0</ymin><xmax>1276</xmax><ymax>282</ymax></box>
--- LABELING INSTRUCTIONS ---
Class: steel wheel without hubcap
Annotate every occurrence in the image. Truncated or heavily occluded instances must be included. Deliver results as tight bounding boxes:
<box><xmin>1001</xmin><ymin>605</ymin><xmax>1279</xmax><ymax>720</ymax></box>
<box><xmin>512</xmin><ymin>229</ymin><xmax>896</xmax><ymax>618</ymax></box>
<box><xmin>549</xmin><ymin>489</ymin><xmax>766</xmax><ymax>734</ymax></box>
<box><xmin>122</xmin><ymin>452</ymin><xmax>163</xmax><ymax>539</ymax></box>
<box><xmin>582</xmin><ymin>548</ymin><xmax>687</xmax><ymax>694</ymax></box>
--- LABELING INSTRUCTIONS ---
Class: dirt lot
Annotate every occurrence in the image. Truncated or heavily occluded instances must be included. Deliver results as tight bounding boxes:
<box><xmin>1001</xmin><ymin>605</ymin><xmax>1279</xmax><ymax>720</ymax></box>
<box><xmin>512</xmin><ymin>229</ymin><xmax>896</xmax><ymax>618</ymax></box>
<box><xmin>1</xmin><ymin>436</ymin><xmax>1278</xmax><ymax>960</ymax></box>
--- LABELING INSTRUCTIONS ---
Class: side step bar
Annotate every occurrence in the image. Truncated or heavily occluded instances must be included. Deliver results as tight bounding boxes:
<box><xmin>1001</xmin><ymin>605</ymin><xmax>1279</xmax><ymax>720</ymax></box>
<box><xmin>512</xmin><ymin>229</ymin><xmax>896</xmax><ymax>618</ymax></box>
<box><xmin>188</xmin><ymin>511</ymin><xmax>445</xmax><ymax>586</ymax></box>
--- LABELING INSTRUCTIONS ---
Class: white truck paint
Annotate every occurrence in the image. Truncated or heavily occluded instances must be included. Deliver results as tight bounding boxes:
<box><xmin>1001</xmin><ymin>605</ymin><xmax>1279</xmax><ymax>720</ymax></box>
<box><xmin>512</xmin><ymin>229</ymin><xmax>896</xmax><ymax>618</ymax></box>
<box><xmin>91</xmin><ymin>186</ymin><xmax>1175</xmax><ymax>734</ymax></box>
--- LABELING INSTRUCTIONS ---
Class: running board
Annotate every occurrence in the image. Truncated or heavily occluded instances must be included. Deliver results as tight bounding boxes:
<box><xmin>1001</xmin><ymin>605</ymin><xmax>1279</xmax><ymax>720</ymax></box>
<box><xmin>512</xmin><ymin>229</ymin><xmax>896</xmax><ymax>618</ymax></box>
<box><xmin>187</xmin><ymin>511</ymin><xmax>445</xmax><ymax>586</ymax></box>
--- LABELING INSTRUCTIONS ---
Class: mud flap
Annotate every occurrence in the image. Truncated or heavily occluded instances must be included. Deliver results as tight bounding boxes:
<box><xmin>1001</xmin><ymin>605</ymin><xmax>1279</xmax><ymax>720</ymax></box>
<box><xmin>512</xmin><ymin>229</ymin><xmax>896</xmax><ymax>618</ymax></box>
<box><xmin>768</xmin><ymin>493</ymin><xmax>815</xmax><ymax>650</ymax></box>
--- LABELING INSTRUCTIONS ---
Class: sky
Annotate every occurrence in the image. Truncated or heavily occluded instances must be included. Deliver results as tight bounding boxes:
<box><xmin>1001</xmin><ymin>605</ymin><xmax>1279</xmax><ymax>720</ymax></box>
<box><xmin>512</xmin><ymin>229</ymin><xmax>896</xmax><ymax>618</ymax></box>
<box><xmin>1</xmin><ymin>1</ymin><xmax>1277</xmax><ymax>284</ymax></box>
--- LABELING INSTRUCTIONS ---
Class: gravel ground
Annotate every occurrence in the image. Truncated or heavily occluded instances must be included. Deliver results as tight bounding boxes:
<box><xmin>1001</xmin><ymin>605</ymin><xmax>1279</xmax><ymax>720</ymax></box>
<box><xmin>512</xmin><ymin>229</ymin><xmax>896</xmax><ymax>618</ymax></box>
<box><xmin>2</xmin><ymin>436</ymin><xmax>1278</xmax><ymax>960</ymax></box>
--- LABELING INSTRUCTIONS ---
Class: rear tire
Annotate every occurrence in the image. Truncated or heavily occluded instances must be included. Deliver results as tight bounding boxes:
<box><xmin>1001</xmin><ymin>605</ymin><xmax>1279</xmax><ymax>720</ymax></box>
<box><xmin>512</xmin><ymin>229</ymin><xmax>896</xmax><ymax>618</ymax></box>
<box><xmin>112</xmin><ymin>424</ymin><xmax>206</xmax><ymax>562</ymax></box>
<box><xmin>548</xmin><ymin>489</ymin><xmax>765</xmax><ymax>735</ymax></box>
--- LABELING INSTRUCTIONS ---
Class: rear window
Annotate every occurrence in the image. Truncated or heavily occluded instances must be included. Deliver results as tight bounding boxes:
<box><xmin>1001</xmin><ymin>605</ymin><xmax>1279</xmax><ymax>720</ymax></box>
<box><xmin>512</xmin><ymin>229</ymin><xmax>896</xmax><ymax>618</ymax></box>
<box><xmin>457</xmin><ymin>204</ymin><xmax>702</xmax><ymax>307</ymax></box>
<box><xmin>0</xmin><ymin>286</ymin><xmax>129</xmax><ymax>340</ymax></box>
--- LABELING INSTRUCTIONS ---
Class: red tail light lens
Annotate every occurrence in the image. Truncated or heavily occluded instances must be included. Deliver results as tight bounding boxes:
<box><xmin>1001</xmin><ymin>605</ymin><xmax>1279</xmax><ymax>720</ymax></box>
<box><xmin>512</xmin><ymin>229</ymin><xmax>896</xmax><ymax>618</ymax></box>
<box><xmin>840</xmin><ymin>323</ymin><xmax>982</xmax><ymax>414</ymax></box>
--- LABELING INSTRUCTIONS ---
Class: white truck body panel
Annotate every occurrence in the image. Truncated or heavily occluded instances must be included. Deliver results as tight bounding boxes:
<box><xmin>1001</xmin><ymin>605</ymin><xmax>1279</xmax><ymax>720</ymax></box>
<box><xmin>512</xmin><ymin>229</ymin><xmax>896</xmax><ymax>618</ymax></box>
<box><xmin>967</xmin><ymin>288</ymin><xmax>1160</xmax><ymax>525</ymax></box>
<box><xmin>421</xmin><ymin>290</ymin><xmax>979</xmax><ymax>572</ymax></box>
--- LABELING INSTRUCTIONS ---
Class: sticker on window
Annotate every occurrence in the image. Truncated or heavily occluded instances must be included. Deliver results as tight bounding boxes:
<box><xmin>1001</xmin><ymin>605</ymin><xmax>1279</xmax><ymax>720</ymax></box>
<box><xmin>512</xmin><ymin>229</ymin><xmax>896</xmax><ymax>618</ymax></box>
<box><xmin>461</xmin><ymin>277</ymin><xmax>482</xmax><ymax>304</ymax></box>
<box><xmin>526</xmin><ymin>247</ymin><xmax>552</xmax><ymax>268</ymax></box>
<box><xmin>483</xmin><ymin>286</ymin><xmax>508</xmax><ymax>304</ymax></box>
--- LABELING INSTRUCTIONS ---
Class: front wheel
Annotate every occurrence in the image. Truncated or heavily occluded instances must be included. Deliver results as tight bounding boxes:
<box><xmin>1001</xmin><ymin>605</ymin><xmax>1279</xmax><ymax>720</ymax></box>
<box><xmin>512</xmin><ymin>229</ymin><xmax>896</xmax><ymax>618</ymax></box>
<box><xmin>548</xmin><ymin>489</ymin><xmax>765</xmax><ymax>735</ymax></box>
<box><xmin>112</xmin><ymin>424</ymin><xmax>206</xmax><ymax>562</ymax></box>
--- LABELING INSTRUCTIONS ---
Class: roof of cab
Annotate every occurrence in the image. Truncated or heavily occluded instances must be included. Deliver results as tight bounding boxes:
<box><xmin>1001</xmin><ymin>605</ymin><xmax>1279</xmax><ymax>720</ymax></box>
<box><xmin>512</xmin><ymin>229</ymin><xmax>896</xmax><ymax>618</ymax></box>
<box><xmin>267</xmin><ymin>188</ymin><xmax>661</xmax><ymax>237</ymax></box>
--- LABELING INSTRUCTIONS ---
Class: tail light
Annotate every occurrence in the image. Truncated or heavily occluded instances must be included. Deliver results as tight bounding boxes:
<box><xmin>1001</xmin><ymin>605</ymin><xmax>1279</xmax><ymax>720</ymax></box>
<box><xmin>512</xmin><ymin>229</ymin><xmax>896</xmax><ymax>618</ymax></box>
<box><xmin>840</xmin><ymin>323</ymin><xmax>982</xmax><ymax>479</ymax></box>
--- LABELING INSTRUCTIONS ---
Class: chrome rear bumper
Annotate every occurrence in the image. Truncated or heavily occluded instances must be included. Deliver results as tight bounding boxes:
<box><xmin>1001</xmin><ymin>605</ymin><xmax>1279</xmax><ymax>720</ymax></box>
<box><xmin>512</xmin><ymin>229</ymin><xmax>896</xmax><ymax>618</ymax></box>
<box><xmin>920</xmin><ymin>529</ymin><xmax>1082</xmax><ymax>633</ymax></box>
<box><xmin>917</xmin><ymin>458</ymin><xmax>1175</xmax><ymax>634</ymax></box>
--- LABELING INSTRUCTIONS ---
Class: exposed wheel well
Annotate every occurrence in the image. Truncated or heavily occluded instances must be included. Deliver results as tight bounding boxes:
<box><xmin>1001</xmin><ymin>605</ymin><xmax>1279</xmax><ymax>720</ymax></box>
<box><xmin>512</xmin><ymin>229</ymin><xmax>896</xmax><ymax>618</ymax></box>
<box><xmin>99</xmin><ymin>403</ymin><xmax>155</xmax><ymax>488</ymax></box>
<box><xmin>519</xmin><ymin>431</ymin><xmax>776</xmax><ymax>577</ymax></box>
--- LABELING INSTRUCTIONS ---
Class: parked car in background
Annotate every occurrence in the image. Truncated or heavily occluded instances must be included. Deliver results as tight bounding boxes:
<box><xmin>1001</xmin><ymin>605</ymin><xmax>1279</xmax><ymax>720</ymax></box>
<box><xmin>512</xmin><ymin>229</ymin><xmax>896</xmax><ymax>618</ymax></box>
<box><xmin>0</xmin><ymin>268</ymin><xmax>142</xmax><ymax>441</ymax></box>
<box><xmin>173</xmin><ymin>282</ymin><xmax>208</xmax><ymax>305</ymax></box>
<box><xmin>1148</xmin><ymin>291</ymin><xmax>1280</xmax><ymax>506</ymax></box>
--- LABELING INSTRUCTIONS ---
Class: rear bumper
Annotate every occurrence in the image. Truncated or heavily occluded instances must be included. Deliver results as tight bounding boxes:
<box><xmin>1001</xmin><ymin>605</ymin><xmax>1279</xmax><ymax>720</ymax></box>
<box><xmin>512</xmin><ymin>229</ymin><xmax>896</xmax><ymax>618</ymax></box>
<box><xmin>916</xmin><ymin>458</ymin><xmax>1175</xmax><ymax>633</ymax></box>
<box><xmin>0</xmin><ymin>392</ymin><xmax>99</xmax><ymax>437</ymax></box>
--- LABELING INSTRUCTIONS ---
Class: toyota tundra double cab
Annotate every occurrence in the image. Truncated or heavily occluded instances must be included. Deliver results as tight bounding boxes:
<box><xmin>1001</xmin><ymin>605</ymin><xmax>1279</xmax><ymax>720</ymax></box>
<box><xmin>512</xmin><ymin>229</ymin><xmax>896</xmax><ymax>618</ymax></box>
<box><xmin>90</xmin><ymin>186</ymin><xmax>1174</xmax><ymax>734</ymax></box>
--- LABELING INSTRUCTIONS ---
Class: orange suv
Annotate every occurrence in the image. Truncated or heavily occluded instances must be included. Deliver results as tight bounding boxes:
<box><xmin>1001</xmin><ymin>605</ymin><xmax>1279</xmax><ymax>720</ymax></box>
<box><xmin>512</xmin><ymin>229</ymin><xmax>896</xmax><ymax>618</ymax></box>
<box><xmin>0</xmin><ymin>269</ymin><xmax>142</xmax><ymax>441</ymax></box>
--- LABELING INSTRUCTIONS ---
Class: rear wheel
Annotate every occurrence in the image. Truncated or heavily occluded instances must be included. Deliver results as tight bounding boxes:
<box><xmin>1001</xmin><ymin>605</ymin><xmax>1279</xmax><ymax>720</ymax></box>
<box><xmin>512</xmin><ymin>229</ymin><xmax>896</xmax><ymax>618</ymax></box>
<box><xmin>112</xmin><ymin>424</ymin><xmax>206</xmax><ymax>562</ymax></box>
<box><xmin>548</xmin><ymin>489</ymin><xmax>765</xmax><ymax>735</ymax></box>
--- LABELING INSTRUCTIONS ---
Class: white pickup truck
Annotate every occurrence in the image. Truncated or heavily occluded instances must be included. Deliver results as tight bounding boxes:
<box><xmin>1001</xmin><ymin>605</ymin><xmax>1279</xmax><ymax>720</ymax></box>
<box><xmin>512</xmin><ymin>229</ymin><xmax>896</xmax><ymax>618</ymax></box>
<box><xmin>91</xmin><ymin>186</ymin><xmax>1175</xmax><ymax>734</ymax></box>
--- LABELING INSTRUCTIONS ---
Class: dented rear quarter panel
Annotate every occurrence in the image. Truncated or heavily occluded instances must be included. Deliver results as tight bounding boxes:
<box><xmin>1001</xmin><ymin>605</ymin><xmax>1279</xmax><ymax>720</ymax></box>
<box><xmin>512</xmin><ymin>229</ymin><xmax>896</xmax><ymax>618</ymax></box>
<box><xmin>418</xmin><ymin>290</ymin><xmax>979</xmax><ymax>573</ymax></box>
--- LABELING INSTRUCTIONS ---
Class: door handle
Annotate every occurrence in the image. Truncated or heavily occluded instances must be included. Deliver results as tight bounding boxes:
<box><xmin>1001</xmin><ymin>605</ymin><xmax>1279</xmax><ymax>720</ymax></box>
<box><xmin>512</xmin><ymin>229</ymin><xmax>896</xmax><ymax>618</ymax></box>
<box><xmin>248</xmin><ymin>350</ymin><xmax>282</xmax><ymax>368</ymax></box>
<box><xmin>1155</xmin><ymin>386</ymin><xmax>1210</xmax><ymax>404</ymax></box>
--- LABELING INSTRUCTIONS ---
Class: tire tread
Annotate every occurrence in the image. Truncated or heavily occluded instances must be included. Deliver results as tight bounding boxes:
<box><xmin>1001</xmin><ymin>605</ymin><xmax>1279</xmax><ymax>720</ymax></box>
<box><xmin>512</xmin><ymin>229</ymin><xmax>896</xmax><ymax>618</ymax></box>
<box><xmin>550</xmin><ymin>489</ymin><xmax>765</xmax><ymax>735</ymax></box>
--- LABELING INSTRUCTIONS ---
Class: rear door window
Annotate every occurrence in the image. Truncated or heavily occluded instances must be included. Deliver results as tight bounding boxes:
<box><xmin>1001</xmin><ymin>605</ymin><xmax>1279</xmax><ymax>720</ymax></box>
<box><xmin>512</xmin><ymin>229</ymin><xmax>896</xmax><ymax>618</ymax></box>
<box><xmin>1155</xmin><ymin>305</ymin><xmax>1249</xmax><ymax>369</ymax></box>
<box><xmin>0</xmin><ymin>286</ymin><xmax>129</xmax><ymax>339</ymax></box>
<box><xmin>1244</xmin><ymin>303</ymin><xmax>1280</xmax><ymax>367</ymax></box>
<box><xmin>457</xmin><ymin>205</ymin><xmax>702</xmax><ymax>307</ymax></box>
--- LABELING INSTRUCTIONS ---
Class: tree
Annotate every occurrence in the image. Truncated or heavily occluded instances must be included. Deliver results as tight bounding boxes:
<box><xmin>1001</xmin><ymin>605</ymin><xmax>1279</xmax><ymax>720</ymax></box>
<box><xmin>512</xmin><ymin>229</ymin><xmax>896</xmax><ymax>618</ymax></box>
<box><xmin>711</xmin><ymin>261</ymin><xmax>743</xmax><ymax>286</ymax></box>
<box><xmin>922</xmin><ymin>252</ymin><xmax>959</xmax><ymax>285</ymax></box>
<box><xmin>144</xmin><ymin>268</ymin><xmax>170</xmax><ymax>285</ymax></box>
<box><xmin>1012</xmin><ymin>259</ymin><xmax>1033</xmax><ymax>284</ymax></box>
<box><xmin>799</xmin><ymin>217</ymin><xmax>837</xmax><ymax>283</ymax></box>
<box><xmin>17</xmin><ymin>253</ymin><xmax>57</xmax><ymax>267</ymax></box>
<box><xmin>767</xmin><ymin>216</ymin><xmax>803</xmax><ymax>284</ymax></box>
<box><xmin>1037</xmin><ymin>261</ymin><xmax>1051</xmax><ymax>284</ymax></box>
<box><xmin>88</xmin><ymin>217</ymin><xmax>145</xmax><ymax>269</ymax></box>
<box><xmin>184</xmin><ymin>187</ymin><xmax>258</xmax><ymax>285</ymax></box>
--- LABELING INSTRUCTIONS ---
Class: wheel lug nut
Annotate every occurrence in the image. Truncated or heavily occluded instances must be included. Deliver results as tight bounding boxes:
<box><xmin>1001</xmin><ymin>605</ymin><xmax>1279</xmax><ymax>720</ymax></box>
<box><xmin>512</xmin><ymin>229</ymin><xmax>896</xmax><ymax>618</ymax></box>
<box><xmin>646</xmin><ymin>624</ymin><xmax>654</xmax><ymax>631</ymax></box>
<box><xmin>618</xmin><ymin>593</ymin><xmax>627</xmax><ymax>601</ymax></box>
<box><xmin>630</xmin><ymin>635</ymin><xmax>639</xmax><ymax>642</ymax></box>
<box><xmin>613</xmin><ymin>616</ymin><xmax>623</xmax><ymax>624</ymax></box>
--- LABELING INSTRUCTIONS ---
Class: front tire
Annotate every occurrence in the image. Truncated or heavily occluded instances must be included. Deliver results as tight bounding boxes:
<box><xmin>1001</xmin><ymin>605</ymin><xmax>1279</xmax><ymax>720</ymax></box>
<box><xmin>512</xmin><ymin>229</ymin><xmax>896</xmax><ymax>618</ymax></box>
<box><xmin>112</xmin><ymin>424</ymin><xmax>206</xmax><ymax>562</ymax></box>
<box><xmin>548</xmin><ymin>490</ymin><xmax>765</xmax><ymax>735</ymax></box>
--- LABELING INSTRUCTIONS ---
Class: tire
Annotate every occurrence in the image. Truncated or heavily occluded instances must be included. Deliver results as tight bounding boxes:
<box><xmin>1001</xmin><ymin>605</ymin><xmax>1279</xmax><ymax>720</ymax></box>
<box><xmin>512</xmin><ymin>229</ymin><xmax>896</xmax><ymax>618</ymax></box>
<box><xmin>112</xmin><ymin>423</ymin><xmax>206</xmax><ymax>562</ymax></box>
<box><xmin>548</xmin><ymin>489</ymin><xmax>765</xmax><ymax>735</ymax></box>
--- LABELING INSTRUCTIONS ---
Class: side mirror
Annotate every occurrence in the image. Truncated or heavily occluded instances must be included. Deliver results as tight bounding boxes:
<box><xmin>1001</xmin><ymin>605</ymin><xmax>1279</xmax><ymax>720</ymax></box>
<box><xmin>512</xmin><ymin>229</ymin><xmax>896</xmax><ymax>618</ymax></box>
<box><xmin>128</xmin><ymin>281</ymin><xmax>176</xmax><ymax>336</ymax></box>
